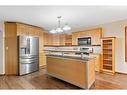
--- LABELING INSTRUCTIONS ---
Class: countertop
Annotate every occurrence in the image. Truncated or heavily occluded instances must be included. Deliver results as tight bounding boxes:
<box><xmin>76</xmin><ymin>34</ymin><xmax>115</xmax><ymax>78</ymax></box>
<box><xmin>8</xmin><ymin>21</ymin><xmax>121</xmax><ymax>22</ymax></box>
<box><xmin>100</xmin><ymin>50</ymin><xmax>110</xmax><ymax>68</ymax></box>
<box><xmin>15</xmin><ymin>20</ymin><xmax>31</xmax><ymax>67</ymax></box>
<box><xmin>44</xmin><ymin>45</ymin><xmax>101</xmax><ymax>47</ymax></box>
<box><xmin>46</xmin><ymin>54</ymin><xmax>95</xmax><ymax>61</ymax></box>
<box><xmin>44</xmin><ymin>50</ymin><xmax>91</xmax><ymax>53</ymax></box>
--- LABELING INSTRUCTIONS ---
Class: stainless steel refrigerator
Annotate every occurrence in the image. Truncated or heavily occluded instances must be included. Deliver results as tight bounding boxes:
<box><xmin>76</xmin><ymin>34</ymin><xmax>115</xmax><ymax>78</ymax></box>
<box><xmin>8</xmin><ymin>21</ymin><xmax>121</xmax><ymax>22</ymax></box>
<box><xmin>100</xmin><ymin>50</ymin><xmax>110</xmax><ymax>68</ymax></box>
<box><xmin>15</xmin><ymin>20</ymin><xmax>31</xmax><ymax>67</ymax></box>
<box><xmin>17</xmin><ymin>36</ymin><xmax>39</xmax><ymax>75</ymax></box>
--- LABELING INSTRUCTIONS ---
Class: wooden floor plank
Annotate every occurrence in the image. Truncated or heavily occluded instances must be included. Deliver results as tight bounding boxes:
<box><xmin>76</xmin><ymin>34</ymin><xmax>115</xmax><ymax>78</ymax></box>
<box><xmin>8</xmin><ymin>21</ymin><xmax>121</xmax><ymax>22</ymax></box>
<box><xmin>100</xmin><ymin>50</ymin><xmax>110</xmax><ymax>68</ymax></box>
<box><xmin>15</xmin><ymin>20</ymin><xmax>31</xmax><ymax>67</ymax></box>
<box><xmin>0</xmin><ymin>68</ymin><xmax>127</xmax><ymax>89</ymax></box>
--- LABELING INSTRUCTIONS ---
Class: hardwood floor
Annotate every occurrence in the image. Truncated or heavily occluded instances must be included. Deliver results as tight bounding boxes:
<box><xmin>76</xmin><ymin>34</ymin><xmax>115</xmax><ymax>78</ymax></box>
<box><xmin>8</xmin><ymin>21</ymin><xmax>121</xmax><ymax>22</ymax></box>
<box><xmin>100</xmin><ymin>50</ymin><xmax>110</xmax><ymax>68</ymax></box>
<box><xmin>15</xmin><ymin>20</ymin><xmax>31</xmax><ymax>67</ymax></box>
<box><xmin>0</xmin><ymin>68</ymin><xmax>127</xmax><ymax>89</ymax></box>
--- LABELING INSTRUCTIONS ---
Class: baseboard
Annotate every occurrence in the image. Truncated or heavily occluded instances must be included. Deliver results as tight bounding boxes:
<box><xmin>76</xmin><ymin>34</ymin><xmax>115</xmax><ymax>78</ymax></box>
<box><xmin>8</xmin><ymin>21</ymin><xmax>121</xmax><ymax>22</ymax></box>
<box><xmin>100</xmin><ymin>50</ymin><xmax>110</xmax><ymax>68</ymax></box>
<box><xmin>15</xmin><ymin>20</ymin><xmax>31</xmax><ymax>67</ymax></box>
<box><xmin>116</xmin><ymin>71</ymin><xmax>127</xmax><ymax>75</ymax></box>
<box><xmin>0</xmin><ymin>74</ymin><xmax>5</xmax><ymax>76</ymax></box>
<box><xmin>39</xmin><ymin>65</ymin><xmax>46</xmax><ymax>69</ymax></box>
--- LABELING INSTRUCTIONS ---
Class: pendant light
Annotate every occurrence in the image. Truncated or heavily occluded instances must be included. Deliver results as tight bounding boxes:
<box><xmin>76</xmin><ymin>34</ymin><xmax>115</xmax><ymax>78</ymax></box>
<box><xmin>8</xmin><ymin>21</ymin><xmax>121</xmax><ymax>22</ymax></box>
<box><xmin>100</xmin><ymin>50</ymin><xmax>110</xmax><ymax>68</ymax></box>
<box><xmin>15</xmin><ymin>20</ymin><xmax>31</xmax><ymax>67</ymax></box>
<box><xmin>49</xmin><ymin>16</ymin><xmax>71</xmax><ymax>34</ymax></box>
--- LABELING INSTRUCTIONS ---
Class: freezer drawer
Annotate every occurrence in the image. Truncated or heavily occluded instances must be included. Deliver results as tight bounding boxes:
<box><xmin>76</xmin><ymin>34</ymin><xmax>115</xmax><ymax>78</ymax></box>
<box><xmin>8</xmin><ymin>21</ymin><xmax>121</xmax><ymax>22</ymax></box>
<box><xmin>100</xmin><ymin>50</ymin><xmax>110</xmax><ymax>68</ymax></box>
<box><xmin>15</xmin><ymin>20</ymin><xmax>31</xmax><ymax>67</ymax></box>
<box><xmin>19</xmin><ymin>62</ymin><xmax>39</xmax><ymax>75</ymax></box>
<box><xmin>19</xmin><ymin>57</ymin><xmax>39</xmax><ymax>64</ymax></box>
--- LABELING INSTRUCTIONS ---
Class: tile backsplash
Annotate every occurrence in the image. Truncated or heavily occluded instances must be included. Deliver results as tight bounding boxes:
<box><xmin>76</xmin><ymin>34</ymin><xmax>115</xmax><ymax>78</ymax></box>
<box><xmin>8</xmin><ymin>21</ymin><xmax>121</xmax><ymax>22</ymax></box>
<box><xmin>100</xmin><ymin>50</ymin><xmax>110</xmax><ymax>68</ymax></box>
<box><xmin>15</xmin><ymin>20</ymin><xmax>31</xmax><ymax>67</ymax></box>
<box><xmin>44</xmin><ymin>46</ymin><xmax>101</xmax><ymax>54</ymax></box>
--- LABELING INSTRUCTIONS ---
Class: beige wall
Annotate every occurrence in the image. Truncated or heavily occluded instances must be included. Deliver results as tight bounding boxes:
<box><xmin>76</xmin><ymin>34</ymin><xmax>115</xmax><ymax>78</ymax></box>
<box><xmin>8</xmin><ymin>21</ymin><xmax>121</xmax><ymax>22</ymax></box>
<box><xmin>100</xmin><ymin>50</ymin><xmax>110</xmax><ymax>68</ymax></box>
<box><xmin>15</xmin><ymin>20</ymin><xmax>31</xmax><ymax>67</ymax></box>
<box><xmin>78</xmin><ymin>19</ymin><xmax>127</xmax><ymax>74</ymax></box>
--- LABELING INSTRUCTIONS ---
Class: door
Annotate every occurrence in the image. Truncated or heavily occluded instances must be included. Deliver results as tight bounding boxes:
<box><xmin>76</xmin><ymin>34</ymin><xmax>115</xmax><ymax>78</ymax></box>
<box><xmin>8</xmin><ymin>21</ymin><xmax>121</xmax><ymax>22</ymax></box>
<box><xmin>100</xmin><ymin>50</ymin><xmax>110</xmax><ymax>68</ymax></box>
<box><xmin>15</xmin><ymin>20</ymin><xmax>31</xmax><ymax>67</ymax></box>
<box><xmin>18</xmin><ymin>36</ymin><xmax>39</xmax><ymax>56</ymax></box>
<box><xmin>29</xmin><ymin>36</ymin><xmax>39</xmax><ymax>56</ymax></box>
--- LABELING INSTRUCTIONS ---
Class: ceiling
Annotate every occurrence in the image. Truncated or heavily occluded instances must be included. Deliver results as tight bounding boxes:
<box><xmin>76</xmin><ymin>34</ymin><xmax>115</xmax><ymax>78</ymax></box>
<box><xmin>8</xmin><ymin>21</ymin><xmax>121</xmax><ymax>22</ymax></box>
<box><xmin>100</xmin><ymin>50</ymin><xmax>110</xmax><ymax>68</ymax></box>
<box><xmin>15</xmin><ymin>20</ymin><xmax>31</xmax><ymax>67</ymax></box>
<box><xmin>0</xmin><ymin>6</ymin><xmax>127</xmax><ymax>33</ymax></box>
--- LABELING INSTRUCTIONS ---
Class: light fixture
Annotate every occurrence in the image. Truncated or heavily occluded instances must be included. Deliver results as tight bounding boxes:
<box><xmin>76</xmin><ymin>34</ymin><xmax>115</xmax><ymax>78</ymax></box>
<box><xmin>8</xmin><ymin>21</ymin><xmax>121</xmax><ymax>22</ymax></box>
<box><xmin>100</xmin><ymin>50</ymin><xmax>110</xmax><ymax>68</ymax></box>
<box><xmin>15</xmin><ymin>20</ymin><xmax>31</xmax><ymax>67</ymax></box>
<box><xmin>63</xmin><ymin>23</ymin><xmax>71</xmax><ymax>31</ymax></box>
<box><xmin>49</xmin><ymin>16</ymin><xmax>71</xmax><ymax>34</ymax></box>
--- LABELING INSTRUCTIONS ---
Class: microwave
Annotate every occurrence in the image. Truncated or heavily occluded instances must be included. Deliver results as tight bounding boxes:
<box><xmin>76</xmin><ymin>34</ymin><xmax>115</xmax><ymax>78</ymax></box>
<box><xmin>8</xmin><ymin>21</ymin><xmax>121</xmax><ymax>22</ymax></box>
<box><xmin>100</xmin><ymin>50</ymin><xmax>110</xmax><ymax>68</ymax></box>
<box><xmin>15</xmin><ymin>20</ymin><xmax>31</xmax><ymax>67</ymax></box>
<box><xmin>78</xmin><ymin>37</ymin><xmax>91</xmax><ymax>45</ymax></box>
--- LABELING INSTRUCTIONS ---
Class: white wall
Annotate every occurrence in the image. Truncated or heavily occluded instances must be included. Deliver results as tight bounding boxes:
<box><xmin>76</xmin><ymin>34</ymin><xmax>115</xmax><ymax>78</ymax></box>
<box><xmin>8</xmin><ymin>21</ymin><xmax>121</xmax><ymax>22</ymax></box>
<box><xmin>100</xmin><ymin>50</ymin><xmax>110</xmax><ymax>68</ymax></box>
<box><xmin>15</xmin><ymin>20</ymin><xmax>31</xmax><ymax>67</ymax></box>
<box><xmin>81</xmin><ymin>19</ymin><xmax>127</xmax><ymax>74</ymax></box>
<box><xmin>0</xmin><ymin>22</ymin><xmax>4</xmax><ymax>74</ymax></box>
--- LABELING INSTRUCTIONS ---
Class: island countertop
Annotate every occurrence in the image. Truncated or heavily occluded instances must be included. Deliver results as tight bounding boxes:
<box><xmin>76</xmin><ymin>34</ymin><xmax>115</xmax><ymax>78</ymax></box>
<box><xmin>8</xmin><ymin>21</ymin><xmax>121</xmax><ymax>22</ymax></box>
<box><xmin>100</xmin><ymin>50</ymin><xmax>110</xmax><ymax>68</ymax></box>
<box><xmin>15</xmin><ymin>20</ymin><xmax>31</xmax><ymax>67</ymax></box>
<box><xmin>46</xmin><ymin>54</ymin><xmax>95</xmax><ymax>62</ymax></box>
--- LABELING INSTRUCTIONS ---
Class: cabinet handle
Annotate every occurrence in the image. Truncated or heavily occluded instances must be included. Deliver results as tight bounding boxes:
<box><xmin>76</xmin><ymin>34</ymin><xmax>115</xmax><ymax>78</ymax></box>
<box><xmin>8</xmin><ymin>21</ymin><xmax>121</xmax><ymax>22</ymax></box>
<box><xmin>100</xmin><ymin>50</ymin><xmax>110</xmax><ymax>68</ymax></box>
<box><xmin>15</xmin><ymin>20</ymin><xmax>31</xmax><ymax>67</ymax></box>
<box><xmin>6</xmin><ymin>47</ymin><xmax>8</xmax><ymax>50</ymax></box>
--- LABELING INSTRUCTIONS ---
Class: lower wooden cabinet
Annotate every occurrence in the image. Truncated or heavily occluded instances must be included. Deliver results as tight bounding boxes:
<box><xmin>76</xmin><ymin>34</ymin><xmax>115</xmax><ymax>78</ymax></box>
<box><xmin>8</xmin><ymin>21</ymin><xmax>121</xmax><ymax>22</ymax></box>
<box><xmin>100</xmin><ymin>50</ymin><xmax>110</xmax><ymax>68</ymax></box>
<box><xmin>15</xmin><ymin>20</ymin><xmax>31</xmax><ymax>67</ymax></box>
<box><xmin>39</xmin><ymin>53</ymin><xmax>46</xmax><ymax>67</ymax></box>
<box><xmin>89</xmin><ymin>54</ymin><xmax>101</xmax><ymax>72</ymax></box>
<box><xmin>46</xmin><ymin>56</ymin><xmax>95</xmax><ymax>89</ymax></box>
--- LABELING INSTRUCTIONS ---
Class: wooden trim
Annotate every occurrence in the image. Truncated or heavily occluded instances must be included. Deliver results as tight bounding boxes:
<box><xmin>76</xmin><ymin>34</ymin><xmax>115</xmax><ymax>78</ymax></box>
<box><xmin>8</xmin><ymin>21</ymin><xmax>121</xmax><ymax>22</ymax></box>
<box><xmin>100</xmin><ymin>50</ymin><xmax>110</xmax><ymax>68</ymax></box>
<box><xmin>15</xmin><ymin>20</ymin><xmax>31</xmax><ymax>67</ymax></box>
<box><xmin>101</xmin><ymin>37</ymin><xmax>116</xmax><ymax>39</ymax></box>
<box><xmin>72</xmin><ymin>27</ymin><xmax>102</xmax><ymax>33</ymax></box>
<box><xmin>39</xmin><ymin>65</ymin><xmax>46</xmax><ymax>69</ymax></box>
<box><xmin>116</xmin><ymin>71</ymin><xmax>127</xmax><ymax>75</ymax></box>
<box><xmin>5</xmin><ymin>21</ymin><xmax>44</xmax><ymax>30</ymax></box>
<box><xmin>0</xmin><ymin>74</ymin><xmax>5</xmax><ymax>76</ymax></box>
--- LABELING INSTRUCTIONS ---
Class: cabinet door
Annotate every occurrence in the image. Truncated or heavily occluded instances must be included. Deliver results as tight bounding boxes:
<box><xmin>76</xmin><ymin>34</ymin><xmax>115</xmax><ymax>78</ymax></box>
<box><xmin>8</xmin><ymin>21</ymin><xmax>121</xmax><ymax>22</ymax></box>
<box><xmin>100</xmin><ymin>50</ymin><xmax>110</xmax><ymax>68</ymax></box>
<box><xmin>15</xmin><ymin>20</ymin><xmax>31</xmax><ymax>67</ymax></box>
<box><xmin>17</xmin><ymin>23</ymin><xmax>29</xmax><ymax>36</ymax></box>
<box><xmin>39</xmin><ymin>53</ymin><xmax>46</xmax><ymax>66</ymax></box>
<box><xmin>43</xmin><ymin>33</ymin><xmax>53</xmax><ymax>45</ymax></box>
<box><xmin>29</xmin><ymin>27</ymin><xmax>40</xmax><ymax>37</ymax></box>
<box><xmin>28</xmin><ymin>26</ymin><xmax>33</xmax><ymax>36</ymax></box>
<box><xmin>72</xmin><ymin>32</ymin><xmax>79</xmax><ymax>45</ymax></box>
<box><xmin>52</xmin><ymin>35</ymin><xmax>60</xmax><ymax>45</ymax></box>
<box><xmin>5</xmin><ymin>23</ymin><xmax>18</xmax><ymax>75</ymax></box>
<box><xmin>65</xmin><ymin>35</ymin><xmax>72</xmax><ymax>45</ymax></box>
<box><xmin>90</xmin><ymin>29</ymin><xmax>102</xmax><ymax>45</ymax></box>
<box><xmin>59</xmin><ymin>34</ymin><xmax>65</xmax><ymax>45</ymax></box>
<box><xmin>39</xmin><ymin>29</ymin><xmax>45</xmax><ymax>66</ymax></box>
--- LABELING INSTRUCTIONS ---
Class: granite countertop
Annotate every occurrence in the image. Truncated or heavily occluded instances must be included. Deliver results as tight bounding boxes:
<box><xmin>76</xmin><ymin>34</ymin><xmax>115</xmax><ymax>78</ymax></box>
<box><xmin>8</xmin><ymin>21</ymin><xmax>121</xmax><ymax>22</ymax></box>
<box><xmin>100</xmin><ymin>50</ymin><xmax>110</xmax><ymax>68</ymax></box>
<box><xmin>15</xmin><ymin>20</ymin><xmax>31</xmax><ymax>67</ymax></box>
<box><xmin>44</xmin><ymin>50</ymin><xmax>90</xmax><ymax>53</ymax></box>
<box><xmin>46</xmin><ymin>54</ymin><xmax>95</xmax><ymax>61</ymax></box>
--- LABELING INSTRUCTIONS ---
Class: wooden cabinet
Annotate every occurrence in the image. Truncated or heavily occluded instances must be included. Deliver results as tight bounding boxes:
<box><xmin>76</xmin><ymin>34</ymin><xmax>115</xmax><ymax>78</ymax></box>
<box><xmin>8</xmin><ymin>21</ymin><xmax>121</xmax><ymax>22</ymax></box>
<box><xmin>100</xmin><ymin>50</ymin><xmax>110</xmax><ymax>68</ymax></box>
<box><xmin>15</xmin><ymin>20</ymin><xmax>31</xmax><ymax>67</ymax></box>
<box><xmin>47</xmin><ymin>56</ymin><xmax>95</xmax><ymax>89</ymax></box>
<box><xmin>90</xmin><ymin>29</ymin><xmax>102</xmax><ymax>45</ymax></box>
<box><xmin>39</xmin><ymin>29</ymin><xmax>46</xmax><ymax>66</ymax></box>
<box><xmin>17</xmin><ymin>23</ymin><xmax>40</xmax><ymax>37</ymax></box>
<box><xmin>90</xmin><ymin>54</ymin><xmax>101</xmax><ymax>72</ymax></box>
<box><xmin>5</xmin><ymin>22</ymin><xmax>45</xmax><ymax>75</ymax></box>
<box><xmin>43</xmin><ymin>32</ymin><xmax>53</xmax><ymax>45</ymax></box>
<box><xmin>72</xmin><ymin>28</ymin><xmax>102</xmax><ymax>45</ymax></box>
<box><xmin>44</xmin><ymin>33</ymin><xmax>72</xmax><ymax>46</ymax></box>
<box><xmin>65</xmin><ymin>35</ymin><xmax>72</xmax><ymax>45</ymax></box>
<box><xmin>44</xmin><ymin>33</ymin><xmax>60</xmax><ymax>46</ymax></box>
<box><xmin>5</xmin><ymin>23</ymin><xmax>18</xmax><ymax>75</ymax></box>
<box><xmin>59</xmin><ymin>34</ymin><xmax>66</xmax><ymax>45</ymax></box>
<box><xmin>52</xmin><ymin>34</ymin><xmax>60</xmax><ymax>45</ymax></box>
<box><xmin>101</xmin><ymin>37</ymin><xmax>115</xmax><ymax>74</ymax></box>
<box><xmin>59</xmin><ymin>34</ymin><xmax>72</xmax><ymax>45</ymax></box>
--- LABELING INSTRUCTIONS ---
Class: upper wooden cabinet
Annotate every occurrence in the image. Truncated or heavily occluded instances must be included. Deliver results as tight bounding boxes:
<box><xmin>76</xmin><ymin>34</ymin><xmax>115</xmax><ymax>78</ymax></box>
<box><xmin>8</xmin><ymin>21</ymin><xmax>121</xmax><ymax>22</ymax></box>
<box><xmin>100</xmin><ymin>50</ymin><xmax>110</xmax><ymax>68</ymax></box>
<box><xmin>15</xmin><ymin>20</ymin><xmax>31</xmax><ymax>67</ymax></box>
<box><xmin>72</xmin><ymin>28</ymin><xmax>103</xmax><ymax>45</ymax></box>
<box><xmin>17</xmin><ymin>23</ymin><xmax>40</xmax><ymax>36</ymax></box>
<box><xmin>59</xmin><ymin>34</ymin><xmax>72</xmax><ymax>45</ymax></box>
<box><xmin>43</xmin><ymin>32</ymin><xmax>53</xmax><ymax>45</ymax></box>
<box><xmin>43</xmin><ymin>33</ymin><xmax>72</xmax><ymax>46</ymax></box>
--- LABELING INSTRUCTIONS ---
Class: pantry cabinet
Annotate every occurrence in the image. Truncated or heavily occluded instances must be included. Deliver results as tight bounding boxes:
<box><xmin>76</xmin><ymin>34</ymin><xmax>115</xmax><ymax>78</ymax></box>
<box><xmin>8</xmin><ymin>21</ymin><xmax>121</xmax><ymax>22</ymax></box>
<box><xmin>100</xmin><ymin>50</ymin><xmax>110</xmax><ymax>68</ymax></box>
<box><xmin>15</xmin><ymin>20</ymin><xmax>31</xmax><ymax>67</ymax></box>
<box><xmin>101</xmin><ymin>37</ymin><xmax>115</xmax><ymax>74</ymax></box>
<box><xmin>5</xmin><ymin>22</ymin><xmax>45</xmax><ymax>75</ymax></box>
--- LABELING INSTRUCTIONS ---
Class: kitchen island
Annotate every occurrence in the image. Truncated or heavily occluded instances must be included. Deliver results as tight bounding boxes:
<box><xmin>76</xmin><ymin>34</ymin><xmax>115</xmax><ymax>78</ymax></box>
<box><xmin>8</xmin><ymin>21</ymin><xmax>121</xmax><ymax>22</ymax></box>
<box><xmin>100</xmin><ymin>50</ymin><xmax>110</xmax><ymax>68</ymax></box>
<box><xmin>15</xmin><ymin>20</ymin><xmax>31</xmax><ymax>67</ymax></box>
<box><xmin>46</xmin><ymin>54</ymin><xmax>95</xmax><ymax>89</ymax></box>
